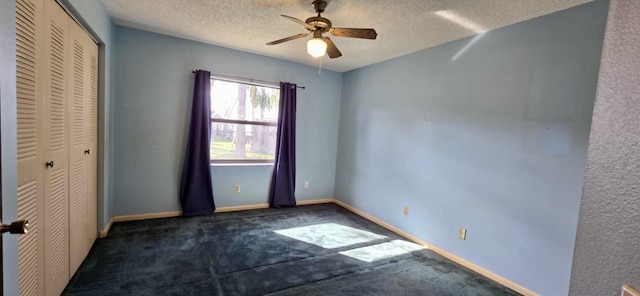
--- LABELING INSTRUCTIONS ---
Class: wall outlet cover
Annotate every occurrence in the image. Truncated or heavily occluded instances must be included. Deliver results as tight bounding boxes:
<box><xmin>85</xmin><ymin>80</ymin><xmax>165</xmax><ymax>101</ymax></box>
<box><xmin>458</xmin><ymin>227</ymin><xmax>467</xmax><ymax>240</ymax></box>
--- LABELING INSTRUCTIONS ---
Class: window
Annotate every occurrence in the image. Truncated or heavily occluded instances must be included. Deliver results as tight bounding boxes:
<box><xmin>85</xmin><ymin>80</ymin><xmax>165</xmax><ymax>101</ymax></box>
<box><xmin>210</xmin><ymin>78</ymin><xmax>280</xmax><ymax>164</ymax></box>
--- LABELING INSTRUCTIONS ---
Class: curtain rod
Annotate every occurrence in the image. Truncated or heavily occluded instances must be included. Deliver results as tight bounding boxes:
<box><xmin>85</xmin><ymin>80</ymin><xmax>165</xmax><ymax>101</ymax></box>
<box><xmin>192</xmin><ymin>70</ymin><xmax>305</xmax><ymax>89</ymax></box>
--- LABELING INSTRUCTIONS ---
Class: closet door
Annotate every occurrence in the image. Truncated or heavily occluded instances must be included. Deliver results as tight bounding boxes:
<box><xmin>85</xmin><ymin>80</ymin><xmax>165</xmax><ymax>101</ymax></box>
<box><xmin>16</xmin><ymin>0</ymin><xmax>45</xmax><ymax>295</ymax></box>
<box><xmin>86</xmin><ymin>39</ymin><xmax>99</xmax><ymax>251</ymax></box>
<box><xmin>17</xmin><ymin>0</ymin><xmax>97</xmax><ymax>293</ymax></box>
<box><xmin>68</xmin><ymin>20</ymin><xmax>87</xmax><ymax>275</ymax></box>
<box><xmin>68</xmin><ymin>19</ymin><xmax>98</xmax><ymax>275</ymax></box>
<box><xmin>42</xmin><ymin>0</ymin><xmax>70</xmax><ymax>295</ymax></box>
<box><xmin>68</xmin><ymin>13</ymin><xmax>99</xmax><ymax>278</ymax></box>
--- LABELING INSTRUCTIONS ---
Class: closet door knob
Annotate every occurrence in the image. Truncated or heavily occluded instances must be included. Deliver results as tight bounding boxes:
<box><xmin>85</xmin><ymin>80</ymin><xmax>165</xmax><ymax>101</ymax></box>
<box><xmin>84</xmin><ymin>149</ymin><xmax>90</xmax><ymax>155</ymax></box>
<box><xmin>45</xmin><ymin>161</ymin><xmax>54</xmax><ymax>168</ymax></box>
<box><xmin>0</xmin><ymin>220</ymin><xmax>30</xmax><ymax>235</ymax></box>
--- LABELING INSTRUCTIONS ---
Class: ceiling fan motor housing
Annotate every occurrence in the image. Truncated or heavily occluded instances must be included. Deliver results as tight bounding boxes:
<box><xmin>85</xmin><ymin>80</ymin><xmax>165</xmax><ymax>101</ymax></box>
<box><xmin>306</xmin><ymin>16</ymin><xmax>332</xmax><ymax>32</ymax></box>
<box><xmin>312</xmin><ymin>0</ymin><xmax>328</xmax><ymax>14</ymax></box>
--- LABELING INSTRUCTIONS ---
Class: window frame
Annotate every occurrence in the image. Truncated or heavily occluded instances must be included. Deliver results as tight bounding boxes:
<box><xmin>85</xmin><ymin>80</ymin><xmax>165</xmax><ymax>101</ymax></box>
<box><xmin>209</xmin><ymin>76</ymin><xmax>280</xmax><ymax>165</ymax></box>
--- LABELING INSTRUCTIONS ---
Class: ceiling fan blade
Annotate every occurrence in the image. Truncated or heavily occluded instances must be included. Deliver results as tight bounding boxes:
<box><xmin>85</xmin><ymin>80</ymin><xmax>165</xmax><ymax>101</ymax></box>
<box><xmin>281</xmin><ymin>15</ymin><xmax>315</xmax><ymax>31</ymax></box>
<box><xmin>266</xmin><ymin>33</ymin><xmax>309</xmax><ymax>45</ymax></box>
<box><xmin>329</xmin><ymin>28</ymin><xmax>377</xmax><ymax>40</ymax></box>
<box><xmin>322</xmin><ymin>37</ymin><xmax>342</xmax><ymax>59</ymax></box>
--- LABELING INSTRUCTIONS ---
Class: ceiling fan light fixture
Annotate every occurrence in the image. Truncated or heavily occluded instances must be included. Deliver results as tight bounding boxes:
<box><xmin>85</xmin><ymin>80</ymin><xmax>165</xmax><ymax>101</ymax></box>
<box><xmin>307</xmin><ymin>38</ymin><xmax>327</xmax><ymax>57</ymax></box>
<box><xmin>267</xmin><ymin>0</ymin><xmax>375</xmax><ymax>59</ymax></box>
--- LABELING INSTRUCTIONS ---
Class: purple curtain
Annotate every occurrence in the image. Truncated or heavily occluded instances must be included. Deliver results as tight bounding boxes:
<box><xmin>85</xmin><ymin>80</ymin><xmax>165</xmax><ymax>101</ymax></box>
<box><xmin>180</xmin><ymin>70</ymin><xmax>215</xmax><ymax>216</ymax></box>
<box><xmin>268</xmin><ymin>82</ymin><xmax>297</xmax><ymax>208</ymax></box>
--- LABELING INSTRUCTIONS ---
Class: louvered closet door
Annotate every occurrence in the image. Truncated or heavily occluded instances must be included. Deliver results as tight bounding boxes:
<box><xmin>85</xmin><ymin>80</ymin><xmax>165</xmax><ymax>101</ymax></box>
<box><xmin>86</xmin><ymin>39</ymin><xmax>99</xmax><ymax>252</ymax></box>
<box><xmin>68</xmin><ymin>20</ymin><xmax>98</xmax><ymax>275</ymax></box>
<box><xmin>17</xmin><ymin>0</ymin><xmax>98</xmax><ymax>293</ymax></box>
<box><xmin>42</xmin><ymin>0</ymin><xmax>70</xmax><ymax>295</ymax></box>
<box><xmin>16</xmin><ymin>0</ymin><xmax>45</xmax><ymax>295</ymax></box>
<box><xmin>68</xmin><ymin>20</ymin><xmax>87</xmax><ymax>275</ymax></box>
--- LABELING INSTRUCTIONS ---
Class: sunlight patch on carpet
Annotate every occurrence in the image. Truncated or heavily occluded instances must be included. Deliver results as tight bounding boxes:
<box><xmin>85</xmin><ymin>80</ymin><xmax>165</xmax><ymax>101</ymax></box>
<box><xmin>274</xmin><ymin>223</ymin><xmax>387</xmax><ymax>249</ymax></box>
<box><xmin>339</xmin><ymin>240</ymin><xmax>425</xmax><ymax>263</ymax></box>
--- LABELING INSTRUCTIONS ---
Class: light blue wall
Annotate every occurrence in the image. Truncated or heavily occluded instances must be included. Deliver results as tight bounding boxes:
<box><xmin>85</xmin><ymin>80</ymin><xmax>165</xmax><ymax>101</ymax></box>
<box><xmin>1</xmin><ymin>2</ymin><xmax>19</xmax><ymax>295</ymax></box>
<box><xmin>113</xmin><ymin>26</ymin><xmax>342</xmax><ymax>216</ymax></box>
<box><xmin>335</xmin><ymin>1</ymin><xmax>608</xmax><ymax>295</ymax></box>
<box><xmin>61</xmin><ymin>0</ymin><xmax>115</xmax><ymax>230</ymax></box>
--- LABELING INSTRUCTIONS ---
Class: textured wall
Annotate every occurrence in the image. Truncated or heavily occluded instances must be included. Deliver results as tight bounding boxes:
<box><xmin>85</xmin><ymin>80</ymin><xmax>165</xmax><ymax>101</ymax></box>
<box><xmin>335</xmin><ymin>1</ymin><xmax>608</xmax><ymax>295</ymax></box>
<box><xmin>113</xmin><ymin>26</ymin><xmax>342</xmax><ymax>216</ymax></box>
<box><xmin>569</xmin><ymin>1</ymin><xmax>640</xmax><ymax>295</ymax></box>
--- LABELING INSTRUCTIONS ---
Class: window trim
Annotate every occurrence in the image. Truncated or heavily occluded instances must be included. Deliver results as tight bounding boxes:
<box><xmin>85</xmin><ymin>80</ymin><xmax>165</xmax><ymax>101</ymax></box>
<box><xmin>210</xmin><ymin>159</ymin><xmax>275</xmax><ymax>165</ymax></box>
<box><xmin>209</xmin><ymin>77</ymin><xmax>280</xmax><ymax>165</ymax></box>
<box><xmin>211</xmin><ymin>118</ymin><xmax>277</xmax><ymax>127</ymax></box>
<box><xmin>211</xmin><ymin>75</ymin><xmax>278</xmax><ymax>90</ymax></box>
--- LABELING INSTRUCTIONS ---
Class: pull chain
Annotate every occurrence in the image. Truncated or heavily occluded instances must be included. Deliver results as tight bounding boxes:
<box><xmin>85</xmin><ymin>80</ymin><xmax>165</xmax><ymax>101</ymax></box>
<box><xmin>318</xmin><ymin>57</ymin><xmax>322</xmax><ymax>75</ymax></box>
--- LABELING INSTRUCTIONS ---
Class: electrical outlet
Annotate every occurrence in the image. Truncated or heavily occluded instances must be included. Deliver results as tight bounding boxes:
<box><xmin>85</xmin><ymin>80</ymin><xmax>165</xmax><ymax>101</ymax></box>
<box><xmin>458</xmin><ymin>227</ymin><xmax>467</xmax><ymax>240</ymax></box>
<box><xmin>234</xmin><ymin>184</ymin><xmax>240</xmax><ymax>193</ymax></box>
<box><xmin>304</xmin><ymin>181</ymin><xmax>309</xmax><ymax>189</ymax></box>
<box><xmin>403</xmin><ymin>206</ymin><xmax>409</xmax><ymax>216</ymax></box>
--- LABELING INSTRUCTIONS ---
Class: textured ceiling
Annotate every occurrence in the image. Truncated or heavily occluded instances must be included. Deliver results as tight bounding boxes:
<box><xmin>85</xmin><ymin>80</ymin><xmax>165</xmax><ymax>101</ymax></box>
<box><xmin>100</xmin><ymin>0</ymin><xmax>592</xmax><ymax>72</ymax></box>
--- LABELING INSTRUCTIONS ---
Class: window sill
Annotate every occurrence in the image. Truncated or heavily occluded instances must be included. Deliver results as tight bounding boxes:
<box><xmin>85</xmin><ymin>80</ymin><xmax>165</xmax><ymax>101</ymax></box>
<box><xmin>210</xmin><ymin>162</ymin><xmax>274</xmax><ymax>167</ymax></box>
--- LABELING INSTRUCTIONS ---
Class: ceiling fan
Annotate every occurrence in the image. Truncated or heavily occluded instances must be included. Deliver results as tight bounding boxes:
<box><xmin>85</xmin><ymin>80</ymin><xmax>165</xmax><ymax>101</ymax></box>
<box><xmin>266</xmin><ymin>0</ymin><xmax>377</xmax><ymax>59</ymax></box>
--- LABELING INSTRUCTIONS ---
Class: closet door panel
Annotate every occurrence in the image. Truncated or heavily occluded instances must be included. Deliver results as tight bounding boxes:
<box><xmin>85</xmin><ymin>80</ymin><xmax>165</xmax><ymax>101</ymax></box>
<box><xmin>68</xmin><ymin>20</ymin><xmax>87</xmax><ymax>275</ymax></box>
<box><xmin>42</xmin><ymin>0</ymin><xmax>70</xmax><ymax>294</ymax></box>
<box><xmin>86</xmin><ymin>39</ymin><xmax>99</xmax><ymax>248</ymax></box>
<box><xmin>16</xmin><ymin>0</ymin><xmax>45</xmax><ymax>295</ymax></box>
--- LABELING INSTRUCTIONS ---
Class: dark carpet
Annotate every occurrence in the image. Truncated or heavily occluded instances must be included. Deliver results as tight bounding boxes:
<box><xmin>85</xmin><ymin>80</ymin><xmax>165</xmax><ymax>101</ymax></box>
<box><xmin>62</xmin><ymin>203</ymin><xmax>521</xmax><ymax>296</ymax></box>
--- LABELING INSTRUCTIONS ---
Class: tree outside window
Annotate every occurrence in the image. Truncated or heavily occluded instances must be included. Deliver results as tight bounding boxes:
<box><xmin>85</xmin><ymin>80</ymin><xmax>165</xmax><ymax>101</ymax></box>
<box><xmin>210</xmin><ymin>78</ymin><xmax>279</xmax><ymax>163</ymax></box>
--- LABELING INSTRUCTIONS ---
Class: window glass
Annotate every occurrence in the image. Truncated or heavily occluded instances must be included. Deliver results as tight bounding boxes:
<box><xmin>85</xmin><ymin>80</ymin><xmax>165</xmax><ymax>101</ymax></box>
<box><xmin>210</xmin><ymin>79</ymin><xmax>280</xmax><ymax>163</ymax></box>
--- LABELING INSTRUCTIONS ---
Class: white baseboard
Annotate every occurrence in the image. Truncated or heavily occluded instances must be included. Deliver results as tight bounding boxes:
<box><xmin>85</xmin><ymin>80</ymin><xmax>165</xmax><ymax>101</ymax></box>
<box><xmin>98</xmin><ymin>218</ymin><xmax>114</xmax><ymax>238</ymax></box>
<box><xmin>99</xmin><ymin>199</ymin><xmax>335</xmax><ymax>236</ymax></box>
<box><xmin>213</xmin><ymin>199</ymin><xmax>334</xmax><ymax>212</ymax></box>
<box><xmin>214</xmin><ymin>204</ymin><xmax>269</xmax><ymax>212</ymax></box>
<box><xmin>99</xmin><ymin>211</ymin><xmax>181</xmax><ymax>238</ymax></box>
<box><xmin>333</xmin><ymin>200</ymin><xmax>538</xmax><ymax>296</ymax></box>
<box><xmin>623</xmin><ymin>284</ymin><xmax>640</xmax><ymax>296</ymax></box>
<box><xmin>112</xmin><ymin>211</ymin><xmax>182</xmax><ymax>223</ymax></box>
<box><xmin>297</xmin><ymin>198</ymin><xmax>334</xmax><ymax>205</ymax></box>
